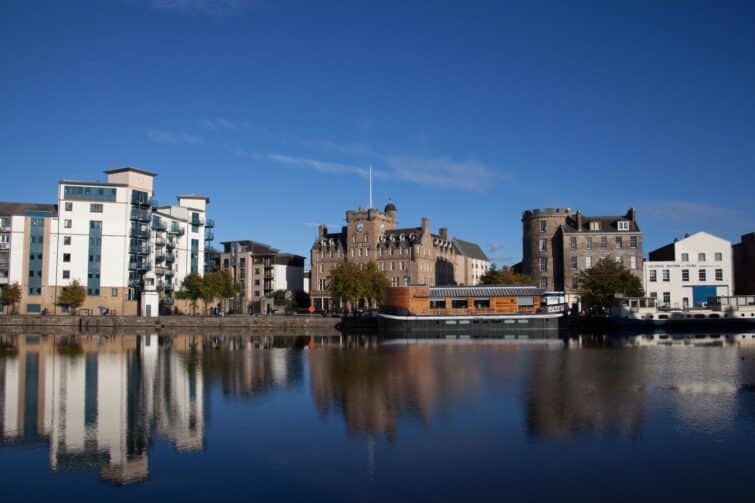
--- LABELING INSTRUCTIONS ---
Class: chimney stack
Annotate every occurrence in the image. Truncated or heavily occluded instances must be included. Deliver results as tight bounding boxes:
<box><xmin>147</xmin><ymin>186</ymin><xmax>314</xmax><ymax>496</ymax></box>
<box><xmin>627</xmin><ymin>207</ymin><xmax>637</xmax><ymax>222</ymax></box>
<box><xmin>318</xmin><ymin>224</ymin><xmax>327</xmax><ymax>238</ymax></box>
<box><xmin>576</xmin><ymin>211</ymin><xmax>583</xmax><ymax>232</ymax></box>
<box><xmin>439</xmin><ymin>227</ymin><xmax>448</xmax><ymax>240</ymax></box>
<box><xmin>421</xmin><ymin>217</ymin><xmax>430</xmax><ymax>233</ymax></box>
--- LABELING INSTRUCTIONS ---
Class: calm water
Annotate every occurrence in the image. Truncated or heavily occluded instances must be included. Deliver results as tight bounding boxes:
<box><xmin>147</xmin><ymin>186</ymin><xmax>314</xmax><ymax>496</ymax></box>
<box><xmin>1</xmin><ymin>332</ymin><xmax>755</xmax><ymax>501</ymax></box>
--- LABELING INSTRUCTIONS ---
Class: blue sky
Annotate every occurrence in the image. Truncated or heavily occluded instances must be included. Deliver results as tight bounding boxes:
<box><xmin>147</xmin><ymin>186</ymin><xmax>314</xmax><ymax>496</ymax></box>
<box><xmin>1</xmin><ymin>1</ymin><xmax>754</xmax><ymax>266</ymax></box>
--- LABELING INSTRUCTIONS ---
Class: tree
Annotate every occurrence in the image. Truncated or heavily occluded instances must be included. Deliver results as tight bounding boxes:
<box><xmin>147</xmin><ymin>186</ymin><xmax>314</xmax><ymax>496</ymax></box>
<box><xmin>58</xmin><ymin>280</ymin><xmax>86</xmax><ymax>314</ymax></box>
<box><xmin>479</xmin><ymin>264</ymin><xmax>535</xmax><ymax>285</ymax></box>
<box><xmin>211</xmin><ymin>270</ymin><xmax>240</xmax><ymax>314</ymax></box>
<box><xmin>176</xmin><ymin>273</ymin><xmax>203</xmax><ymax>315</ymax></box>
<box><xmin>273</xmin><ymin>289</ymin><xmax>287</xmax><ymax>306</ymax></box>
<box><xmin>328</xmin><ymin>261</ymin><xmax>365</xmax><ymax>313</ymax></box>
<box><xmin>577</xmin><ymin>258</ymin><xmax>644</xmax><ymax>315</ymax></box>
<box><xmin>0</xmin><ymin>283</ymin><xmax>22</xmax><ymax>314</ymax></box>
<box><xmin>362</xmin><ymin>261</ymin><xmax>391</xmax><ymax>308</ymax></box>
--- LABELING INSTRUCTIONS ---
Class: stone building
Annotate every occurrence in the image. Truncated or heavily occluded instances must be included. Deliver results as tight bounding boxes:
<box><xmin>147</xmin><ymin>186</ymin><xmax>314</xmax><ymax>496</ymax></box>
<box><xmin>218</xmin><ymin>240</ymin><xmax>305</xmax><ymax>313</ymax></box>
<box><xmin>521</xmin><ymin>208</ymin><xmax>643</xmax><ymax>302</ymax></box>
<box><xmin>733</xmin><ymin>232</ymin><xmax>755</xmax><ymax>295</ymax></box>
<box><xmin>310</xmin><ymin>203</ymin><xmax>488</xmax><ymax>312</ymax></box>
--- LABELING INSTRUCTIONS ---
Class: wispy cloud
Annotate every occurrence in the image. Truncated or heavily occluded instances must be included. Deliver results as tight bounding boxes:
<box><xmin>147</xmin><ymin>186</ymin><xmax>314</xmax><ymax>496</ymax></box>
<box><xmin>642</xmin><ymin>201</ymin><xmax>732</xmax><ymax>221</ymax></box>
<box><xmin>488</xmin><ymin>242</ymin><xmax>504</xmax><ymax>253</ymax></box>
<box><xmin>149</xmin><ymin>0</ymin><xmax>251</xmax><ymax>17</ymax></box>
<box><xmin>265</xmin><ymin>153</ymin><xmax>384</xmax><ymax>179</ymax></box>
<box><xmin>203</xmin><ymin>117</ymin><xmax>236</xmax><ymax>130</ymax></box>
<box><xmin>146</xmin><ymin>129</ymin><xmax>203</xmax><ymax>145</ymax></box>
<box><xmin>385</xmin><ymin>155</ymin><xmax>502</xmax><ymax>192</ymax></box>
<box><xmin>303</xmin><ymin>221</ymin><xmax>341</xmax><ymax>229</ymax></box>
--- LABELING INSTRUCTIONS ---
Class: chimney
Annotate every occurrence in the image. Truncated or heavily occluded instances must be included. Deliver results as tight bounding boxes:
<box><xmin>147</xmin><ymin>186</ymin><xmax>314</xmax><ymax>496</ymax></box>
<box><xmin>576</xmin><ymin>211</ymin><xmax>583</xmax><ymax>232</ymax></box>
<box><xmin>439</xmin><ymin>227</ymin><xmax>448</xmax><ymax>240</ymax></box>
<box><xmin>318</xmin><ymin>224</ymin><xmax>327</xmax><ymax>238</ymax></box>
<box><xmin>627</xmin><ymin>207</ymin><xmax>637</xmax><ymax>222</ymax></box>
<box><xmin>421</xmin><ymin>217</ymin><xmax>430</xmax><ymax>233</ymax></box>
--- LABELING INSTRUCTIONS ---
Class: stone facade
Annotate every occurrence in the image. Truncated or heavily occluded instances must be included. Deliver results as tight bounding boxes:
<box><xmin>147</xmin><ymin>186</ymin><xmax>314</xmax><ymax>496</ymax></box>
<box><xmin>310</xmin><ymin>204</ymin><xmax>487</xmax><ymax>311</ymax></box>
<box><xmin>521</xmin><ymin>208</ymin><xmax>643</xmax><ymax>301</ymax></box>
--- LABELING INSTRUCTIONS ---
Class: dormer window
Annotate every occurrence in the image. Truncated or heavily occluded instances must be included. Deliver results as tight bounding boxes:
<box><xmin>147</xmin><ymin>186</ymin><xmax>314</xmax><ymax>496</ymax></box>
<box><xmin>617</xmin><ymin>221</ymin><xmax>630</xmax><ymax>231</ymax></box>
<box><xmin>589</xmin><ymin>221</ymin><xmax>600</xmax><ymax>231</ymax></box>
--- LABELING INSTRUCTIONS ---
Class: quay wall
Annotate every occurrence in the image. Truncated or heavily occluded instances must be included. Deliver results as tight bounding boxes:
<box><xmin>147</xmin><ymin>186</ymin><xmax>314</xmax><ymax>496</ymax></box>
<box><xmin>0</xmin><ymin>315</ymin><xmax>340</xmax><ymax>333</ymax></box>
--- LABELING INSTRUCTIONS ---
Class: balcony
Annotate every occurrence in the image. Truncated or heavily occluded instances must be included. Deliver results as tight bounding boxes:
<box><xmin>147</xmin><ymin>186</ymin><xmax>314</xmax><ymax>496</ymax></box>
<box><xmin>131</xmin><ymin>194</ymin><xmax>152</xmax><ymax>207</ymax></box>
<box><xmin>154</xmin><ymin>237</ymin><xmax>166</xmax><ymax>247</ymax></box>
<box><xmin>205</xmin><ymin>218</ymin><xmax>215</xmax><ymax>228</ymax></box>
<box><xmin>165</xmin><ymin>270</ymin><xmax>175</xmax><ymax>278</ymax></box>
<box><xmin>131</xmin><ymin>227</ymin><xmax>150</xmax><ymax>239</ymax></box>
<box><xmin>191</xmin><ymin>216</ymin><xmax>204</xmax><ymax>226</ymax></box>
<box><xmin>154</xmin><ymin>265</ymin><xmax>168</xmax><ymax>276</ymax></box>
<box><xmin>165</xmin><ymin>253</ymin><xmax>175</xmax><ymax>263</ymax></box>
<box><xmin>168</xmin><ymin>225</ymin><xmax>185</xmax><ymax>236</ymax></box>
<box><xmin>128</xmin><ymin>278</ymin><xmax>143</xmax><ymax>288</ymax></box>
<box><xmin>204</xmin><ymin>230</ymin><xmax>215</xmax><ymax>242</ymax></box>
<box><xmin>0</xmin><ymin>242</ymin><xmax>9</xmax><ymax>250</ymax></box>
<box><xmin>129</xmin><ymin>243</ymin><xmax>151</xmax><ymax>255</ymax></box>
<box><xmin>152</xmin><ymin>219</ymin><xmax>167</xmax><ymax>231</ymax></box>
<box><xmin>155</xmin><ymin>254</ymin><xmax>166</xmax><ymax>263</ymax></box>
<box><xmin>165</xmin><ymin>283</ymin><xmax>174</xmax><ymax>292</ymax></box>
<box><xmin>130</xmin><ymin>208</ymin><xmax>151</xmax><ymax>222</ymax></box>
<box><xmin>128</xmin><ymin>260</ymin><xmax>151</xmax><ymax>272</ymax></box>
<box><xmin>156</xmin><ymin>281</ymin><xmax>165</xmax><ymax>291</ymax></box>
<box><xmin>166</xmin><ymin>240</ymin><xmax>176</xmax><ymax>249</ymax></box>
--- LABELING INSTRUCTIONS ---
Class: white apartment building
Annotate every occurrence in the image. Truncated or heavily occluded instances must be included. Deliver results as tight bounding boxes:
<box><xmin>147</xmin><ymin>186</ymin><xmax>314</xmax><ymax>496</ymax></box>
<box><xmin>644</xmin><ymin>231</ymin><xmax>733</xmax><ymax>309</ymax></box>
<box><xmin>0</xmin><ymin>167</ymin><xmax>211</xmax><ymax>316</ymax></box>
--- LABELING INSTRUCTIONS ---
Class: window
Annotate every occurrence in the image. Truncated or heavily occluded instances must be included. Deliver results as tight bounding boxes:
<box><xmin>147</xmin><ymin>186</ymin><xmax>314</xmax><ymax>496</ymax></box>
<box><xmin>90</xmin><ymin>203</ymin><xmax>103</xmax><ymax>213</ymax></box>
<box><xmin>649</xmin><ymin>270</ymin><xmax>657</xmax><ymax>282</ymax></box>
<box><xmin>254</xmin><ymin>290</ymin><xmax>260</xmax><ymax>297</ymax></box>
<box><xmin>319</xmin><ymin>264</ymin><xmax>324</xmax><ymax>273</ymax></box>
<box><xmin>663</xmin><ymin>292</ymin><xmax>671</xmax><ymax>306</ymax></box>
<box><xmin>714</xmin><ymin>252</ymin><xmax>723</xmax><ymax>261</ymax></box>
<box><xmin>662</xmin><ymin>269</ymin><xmax>670</xmax><ymax>282</ymax></box>
<box><xmin>600</xmin><ymin>237</ymin><xmax>608</xmax><ymax>249</ymax></box>
<box><xmin>715</xmin><ymin>269</ymin><xmax>723</xmax><ymax>281</ymax></box>
<box><xmin>62</xmin><ymin>270</ymin><xmax>70</xmax><ymax>279</ymax></box>
<box><xmin>630</xmin><ymin>256</ymin><xmax>637</xmax><ymax>270</ymax></box>
<box><xmin>429</xmin><ymin>299</ymin><xmax>446</xmax><ymax>309</ymax></box>
<box><xmin>615</xmin><ymin>237</ymin><xmax>623</xmax><ymax>249</ymax></box>
<box><xmin>589</xmin><ymin>221</ymin><xmax>600</xmax><ymax>231</ymax></box>
<box><xmin>254</xmin><ymin>279</ymin><xmax>260</xmax><ymax>286</ymax></box>
<box><xmin>112</xmin><ymin>288</ymin><xmax>118</xmax><ymax>297</ymax></box>
<box><xmin>698</xmin><ymin>253</ymin><xmax>706</xmax><ymax>262</ymax></box>
<box><xmin>682</xmin><ymin>269</ymin><xmax>689</xmax><ymax>282</ymax></box>
<box><xmin>614</xmin><ymin>256</ymin><xmax>622</xmax><ymax>264</ymax></box>
<box><xmin>617</xmin><ymin>220</ymin><xmax>630</xmax><ymax>231</ymax></box>
<box><xmin>699</xmin><ymin>269</ymin><xmax>706</xmax><ymax>281</ymax></box>
<box><xmin>586</xmin><ymin>237</ymin><xmax>593</xmax><ymax>250</ymax></box>
<box><xmin>64</xmin><ymin>236</ymin><xmax>71</xmax><ymax>245</ymax></box>
<box><xmin>65</xmin><ymin>202</ymin><xmax>73</xmax><ymax>211</ymax></box>
<box><xmin>569</xmin><ymin>237</ymin><xmax>577</xmax><ymax>249</ymax></box>
<box><xmin>539</xmin><ymin>220</ymin><xmax>546</xmax><ymax>233</ymax></box>
<box><xmin>650</xmin><ymin>292</ymin><xmax>658</xmax><ymax>299</ymax></box>
<box><xmin>451</xmin><ymin>299</ymin><xmax>467</xmax><ymax>309</ymax></box>
<box><xmin>539</xmin><ymin>278</ymin><xmax>548</xmax><ymax>289</ymax></box>
<box><xmin>570</xmin><ymin>256</ymin><xmax>577</xmax><ymax>269</ymax></box>
<box><xmin>518</xmin><ymin>296</ymin><xmax>534</xmax><ymax>307</ymax></box>
<box><xmin>681</xmin><ymin>253</ymin><xmax>689</xmax><ymax>261</ymax></box>
<box><xmin>538</xmin><ymin>239</ymin><xmax>547</xmax><ymax>252</ymax></box>
<box><xmin>585</xmin><ymin>256</ymin><xmax>592</xmax><ymax>269</ymax></box>
<box><xmin>64</xmin><ymin>219</ymin><xmax>72</xmax><ymax>228</ymax></box>
<box><xmin>539</xmin><ymin>257</ymin><xmax>547</xmax><ymax>272</ymax></box>
<box><xmin>571</xmin><ymin>277</ymin><xmax>578</xmax><ymax>289</ymax></box>
<box><xmin>473</xmin><ymin>299</ymin><xmax>490</xmax><ymax>309</ymax></box>
<box><xmin>63</xmin><ymin>253</ymin><xmax>71</xmax><ymax>262</ymax></box>
<box><xmin>26</xmin><ymin>303</ymin><xmax>41</xmax><ymax>313</ymax></box>
<box><xmin>630</xmin><ymin>236</ymin><xmax>637</xmax><ymax>249</ymax></box>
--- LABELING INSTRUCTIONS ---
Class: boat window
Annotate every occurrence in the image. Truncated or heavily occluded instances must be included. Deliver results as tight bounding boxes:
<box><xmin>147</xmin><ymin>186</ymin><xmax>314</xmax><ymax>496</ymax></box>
<box><xmin>474</xmin><ymin>298</ymin><xmax>490</xmax><ymax>309</ymax></box>
<box><xmin>451</xmin><ymin>299</ymin><xmax>467</xmax><ymax>309</ymax></box>
<box><xmin>518</xmin><ymin>296</ymin><xmax>534</xmax><ymax>307</ymax></box>
<box><xmin>694</xmin><ymin>314</ymin><xmax>706</xmax><ymax>319</ymax></box>
<box><xmin>429</xmin><ymin>299</ymin><xmax>446</xmax><ymax>309</ymax></box>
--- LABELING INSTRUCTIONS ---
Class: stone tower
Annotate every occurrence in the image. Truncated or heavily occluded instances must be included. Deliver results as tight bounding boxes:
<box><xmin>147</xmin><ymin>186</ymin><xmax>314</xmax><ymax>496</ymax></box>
<box><xmin>521</xmin><ymin>208</ymin><xmax>572</xmax><ymax>290</ymax></box>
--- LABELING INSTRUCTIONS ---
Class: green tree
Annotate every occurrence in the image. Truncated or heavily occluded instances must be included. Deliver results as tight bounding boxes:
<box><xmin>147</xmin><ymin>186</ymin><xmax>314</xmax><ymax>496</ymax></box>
<box><xmin>577</xmin><ymin>258</ymin><xmax>644</xmax><ymax>315</ymax></box>
<box><xmin>328</xmin><ymin>261</ymin><xmax>364</xmax><ymax>313</ymax></box>
<box><xmin>273</xmin><ymin>289</ymin><xmax>287</xmax><ymax>306</ymax></box>
<box><xmin>212</xmin><ymin>270</ymin><xmax>240</xmax><ymax>314</ymax></box>
<box><xmin>0</xmin><ymin>283</ymin><xmax>22</xmax><ymax>314</ymax></box>
<box><xmin>58</xmin><ymin>280</ymin><xmax>86</xmax><ymax>314</ymax></box>
<box><xmin>479</xmin><ymin>264</ymin><xmax>535</xmax><ymax>285</ymax></box>
<box><xmin>176</xmin><ymin>273</ymin><xmax>203</xmax><ymax>315</ymax></box>
<box><xmin>362</xmin><ymin>261</ymin><xmax>391</xmax><ymax>308</ymax></box>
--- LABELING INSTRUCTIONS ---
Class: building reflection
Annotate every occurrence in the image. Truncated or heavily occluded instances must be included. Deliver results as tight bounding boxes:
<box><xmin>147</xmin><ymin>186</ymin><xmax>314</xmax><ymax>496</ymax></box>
<box><xmin>0</xmin><ymin>334</ymin><xmax>204</xmax><ymax>484</ymax></box>
<box><xmin>309</xmin><ymin>345</ymin><xmax>488</xmax><ymax>439</ymax></box>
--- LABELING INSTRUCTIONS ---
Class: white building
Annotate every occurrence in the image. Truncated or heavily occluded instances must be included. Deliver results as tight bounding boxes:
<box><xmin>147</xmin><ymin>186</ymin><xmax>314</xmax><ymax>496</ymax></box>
<box><xmin>0</xmin><ymin>167</ymin><xmax>211</xmax><ymax>316</ymax></box>
<box><xmin>644</xmin><ymin>231</ymin><xmax>733</xmax><ymax>309</ymax></box>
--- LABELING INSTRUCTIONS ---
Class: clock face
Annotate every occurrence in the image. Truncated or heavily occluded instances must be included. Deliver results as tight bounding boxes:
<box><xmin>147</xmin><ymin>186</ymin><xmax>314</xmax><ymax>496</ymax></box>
<box><xmin>356</xmin><ymin>223</ymin><xmax>364</xmax><ymax>232</ymax></box>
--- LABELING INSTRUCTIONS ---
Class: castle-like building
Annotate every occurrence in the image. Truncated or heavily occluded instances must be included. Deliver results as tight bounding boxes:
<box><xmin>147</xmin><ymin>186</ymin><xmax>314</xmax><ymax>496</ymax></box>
<box><xmin>309</xmin><ymin>203</ymin><xmax>488</xmax><ymax>312</ymax></box>
<box><xmin>521</xmin><ymin>207</ymin><xmax>643</xmax><ymax>302</ymax></box>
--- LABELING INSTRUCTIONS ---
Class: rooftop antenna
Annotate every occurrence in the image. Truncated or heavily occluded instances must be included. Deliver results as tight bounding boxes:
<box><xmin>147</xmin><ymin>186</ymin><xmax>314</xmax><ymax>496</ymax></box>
<box><xmin>369</xmin><ymin>165</ymin><xmax>373</xmax><ymax>209</ymax></box>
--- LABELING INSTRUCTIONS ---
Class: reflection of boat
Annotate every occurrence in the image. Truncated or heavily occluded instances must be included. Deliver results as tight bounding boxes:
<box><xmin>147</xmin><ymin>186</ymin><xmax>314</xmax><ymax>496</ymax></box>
<box><xmin>610</xmin><ymin>295</ymin><xmax>755</xmax><ymax>330</ymax></box>
<box><xmin>378</xmin><ymin>285</ymin><xmax>566</xmax><ymax>338</ymax></box>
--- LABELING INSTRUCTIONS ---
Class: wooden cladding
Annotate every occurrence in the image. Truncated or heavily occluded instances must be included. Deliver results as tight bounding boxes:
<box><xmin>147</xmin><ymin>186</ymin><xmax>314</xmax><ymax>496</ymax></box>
<box><xmin>384</xmin><ymin>286</ymin><xmax>541</xmax><ymax>315</ymax></box>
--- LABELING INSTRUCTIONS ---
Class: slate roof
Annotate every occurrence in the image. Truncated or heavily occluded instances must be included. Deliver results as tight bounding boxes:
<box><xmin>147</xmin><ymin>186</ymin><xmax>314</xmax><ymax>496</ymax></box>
<box><xmin>426</xmin><ymin>285</ymin><xmax>542</xmax><ymax>298</ymax></box>
<box><xmin>104</xmin><ymin>166</ymin><xmax>158</xmax><ymax>177</ymax></box>
<box><xmin>0</xmin><ymin>202</ymin><xmax>58</xmax><ymax>217</ymax></box>
<box><xmin>452</xmin><ymin>238</ymin><xmax>488</xmax><ymax>261</ymax></box>
<box><xmin>221</xmin><ymin>240</ymin><xmax>279</xmax><ymax>254</ymax></box>
<box><xmin>562</xmin><ymin>215</ymin><xmax>640</xmax><ymax>233</ymax></box>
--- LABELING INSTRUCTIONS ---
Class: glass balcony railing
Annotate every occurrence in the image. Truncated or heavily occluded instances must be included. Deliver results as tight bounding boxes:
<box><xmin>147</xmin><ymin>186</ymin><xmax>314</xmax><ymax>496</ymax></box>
<box><xmin>128</xmin><ymin>260</ymin><xmax>151</xmax><ymax>271</ymax></box>
<box><xmin>205</xmin><ymin>218</ymin><xmax>215</xmax><ymax>228</ymax></box>
<box><xmin>191</xmin><ymin>216</ymin><xmax>204</xmax><ymax>226</ymax></box>
<box><xmin>154</xmin><ymin>237</ymin><xmax>166</xmax><ymax>247</ymax></box>
<box><xmin>168</xmin><ymin>225</ymin><xmax>185</xmax><ymax>236</ymax></box>
<box><xmin>165</xmin><ymin>253</ymin><xmax>175</xmax><ymax>263</ymax></box>
<box><xmin>131</xmin><ymin>226</ymin><xmax>150</xmax><ymax>238</ymax></box>
<box><xmin>155</xmin><ymin>254</ymin><xmax>166</xmax><ymax>263</ymax></box>
<box><xmin>130</xmin><ymin>208</ymin><xmax>151</xmax><ymax>222</ymax></box>
<box><xmin>129</xmin><ymin>244</ymin><xmax>151</xmax><ymax>255</ymax></box>
<box><xmin>204</xmin><ymin>230</ymin><xmax>215</xmax><ymax>241</ymax></box>
<box><xmin>131</xmin><ymin>194</ymin><xmax>152</xmax><ymax>207</ymax></box>
<box><xmin>152</xmin><ymin>219</ymin><xmax>167</xmax><ymax>231</ymax></box>
<box><xmin>166</xmin><ymin>240</ymin><xmax>176</xmax><ymax>249</ymax></box>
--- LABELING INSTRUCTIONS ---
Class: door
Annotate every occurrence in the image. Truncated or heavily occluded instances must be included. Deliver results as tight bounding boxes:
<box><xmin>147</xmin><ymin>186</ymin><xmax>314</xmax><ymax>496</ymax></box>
<box><xmin>692</xmin><ymin>286</ymin><xmax>716</xmax><ymax>307</ymax></box>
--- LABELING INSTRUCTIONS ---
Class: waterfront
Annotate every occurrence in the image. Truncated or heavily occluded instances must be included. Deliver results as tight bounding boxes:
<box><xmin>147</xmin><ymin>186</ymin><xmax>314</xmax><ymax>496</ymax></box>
<box><xmin>1</xmin><ymin>332</ymin><xmax>755</xmax><ymax>501</ymax></box>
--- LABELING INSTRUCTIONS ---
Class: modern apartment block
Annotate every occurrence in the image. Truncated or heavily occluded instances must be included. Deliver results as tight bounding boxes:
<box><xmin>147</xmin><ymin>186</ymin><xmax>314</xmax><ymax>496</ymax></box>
<box><xmin>521</xmin><ymin>208</ymin><xmax>643</xmax><ymax>302</ymax></box>
<box><xmin>310</xmin><ymin>203</ymin><xmax>489</xmax><ymax>312</ymax></box>
<box><xmin>218</xmin><ymin>240</ymin><xmax>305</xmax><ymax>313</ymax></box>
<box><xmin>733</xmin><ymin>232</ymin><xmax>755</xmax><ymax>295</ymax></box>
<box><xmin>644</xmin><ymin>232</ymin><xmax>733</xmax><ymax>308</ymax></box>
<box><xmin>0</xmin><ymin>167</ymin><xmax>213</xmax><ymax>316</ymax></box>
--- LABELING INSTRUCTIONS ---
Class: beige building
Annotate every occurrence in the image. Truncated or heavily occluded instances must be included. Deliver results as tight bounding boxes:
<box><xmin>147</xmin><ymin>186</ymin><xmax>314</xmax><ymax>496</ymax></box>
<box><xmin>310</xmin><ymin>203</ymin><xmax>488</xmax><ymax>312</ymax></box>
<box><xmin>521</xmin><ymin>207</ymin><xmax>643</xmax><ymax>302</ymax></box>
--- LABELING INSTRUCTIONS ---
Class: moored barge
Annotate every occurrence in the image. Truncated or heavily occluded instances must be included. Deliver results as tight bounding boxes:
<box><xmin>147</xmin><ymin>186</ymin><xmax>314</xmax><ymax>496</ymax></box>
<box><xmin>378</xmin><ymin>285</ymin><xmax>567</xmax><ymax>338</ymax></box>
